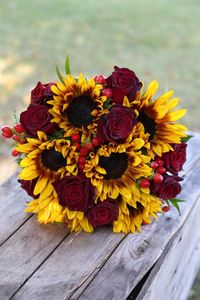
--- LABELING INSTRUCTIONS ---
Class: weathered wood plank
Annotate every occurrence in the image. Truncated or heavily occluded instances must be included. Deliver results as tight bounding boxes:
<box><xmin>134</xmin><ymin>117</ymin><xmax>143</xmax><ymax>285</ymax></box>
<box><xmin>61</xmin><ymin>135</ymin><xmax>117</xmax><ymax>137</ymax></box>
<box><xmin>0</xmin><ymin>174</ymin><xmax>31</xmax><ymax>245</ymax></box>
<box><xmin>137</xmin><ymin>191</ymin><xmax>200</xmax><ymax>300</ymax></box>
<box><xmin>11</xmin><ymin>230</ymin><xmax>125</xmax><ymax>300</ymax></box>
<box><xmin>69</xmin><ymin>135</ymin><xmax>200</xmax><ymax>300</ymax></box>
<box><xmin>181</xmin><ymin>132</ymin><xmax>200</xmax><ymax>175</ymax></box>
<box><xmin>0</xmin><ymin>218</ymin><xmax>68</xmax><ymax>299</ymax></box>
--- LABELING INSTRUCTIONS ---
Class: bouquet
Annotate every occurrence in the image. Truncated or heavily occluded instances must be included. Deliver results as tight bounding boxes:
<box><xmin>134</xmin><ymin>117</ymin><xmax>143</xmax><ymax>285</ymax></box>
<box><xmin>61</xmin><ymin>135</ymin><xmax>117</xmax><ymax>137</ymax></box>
<box><xmin>2</xmin><ymin>58</ymin><xmax>189</xmax><ymax>233</ymax></box>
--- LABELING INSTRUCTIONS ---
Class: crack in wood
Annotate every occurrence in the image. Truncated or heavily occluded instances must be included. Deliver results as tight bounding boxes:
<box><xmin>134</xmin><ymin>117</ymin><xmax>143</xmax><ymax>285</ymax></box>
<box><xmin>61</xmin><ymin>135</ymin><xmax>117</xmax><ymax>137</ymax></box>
<box><xmin>8</xmin><ymin>232</ymin><xmax>70</xmax><ymax>300</ymax></box>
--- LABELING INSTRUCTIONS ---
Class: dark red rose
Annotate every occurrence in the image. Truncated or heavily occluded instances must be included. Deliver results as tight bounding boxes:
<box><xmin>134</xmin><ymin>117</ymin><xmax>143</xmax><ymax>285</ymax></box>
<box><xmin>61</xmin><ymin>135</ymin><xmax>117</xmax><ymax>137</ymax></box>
<box><xmin>97</xmin><ymin>105</ymin><xmax>136</xmax><ymax>144</ymax></box>
<box><xmin>150</xmin><ymin>174</ymin><xmax>183</xmax><ymax>200</ymax></box>
<box><xmin>106</xmin><ymin>66</ymin><xmax>142</xmax><ymax>104</ymax></box>
<box><xmin>31</xmin><ymin>82</ymin><xmax>55</xmax><ymax>106</ymax></box>
<box><xmin>18</xmin><ymin>178</ymin><xmax>38</xmax><ymax>198</ymax></box>
<box><xmin>53</xmin><ymin>173</ymin><xmax>95</xmax><ymax>212</ymax></box>
<box><xmin>87</xmin><ymin>200</ymin><xmax>119</xmax><ymax>227</ymax></box>
<box><xmin>162</xmin><ymin>143</ymin><xmax>187</xmax><ymax>175</ymax></box>
<box><xmin>20</xmin><ymin>104</ymin><xmax>56</xmax><ymax>136</ymax></box>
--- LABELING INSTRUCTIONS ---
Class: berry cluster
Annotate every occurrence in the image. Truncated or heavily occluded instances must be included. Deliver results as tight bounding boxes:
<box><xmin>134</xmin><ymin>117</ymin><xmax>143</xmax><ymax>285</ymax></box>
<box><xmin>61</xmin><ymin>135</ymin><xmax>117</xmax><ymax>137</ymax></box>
<box><xmin>2</xmin><ymin>124</ymin><xmax>25</xmax><ymax>157</ymax></box>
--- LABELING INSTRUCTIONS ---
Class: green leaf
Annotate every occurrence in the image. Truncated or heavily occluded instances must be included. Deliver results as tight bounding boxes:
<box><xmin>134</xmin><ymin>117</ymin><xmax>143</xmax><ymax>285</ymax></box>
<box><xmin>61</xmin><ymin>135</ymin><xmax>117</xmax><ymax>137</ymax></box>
<box><xmin>181</xmin><ymin>135</ymin><xmax>192</xmax><ymax>143</ymax></box>
<box><xmin>168</xmin><ymin>198</ymin><xmax>186</xmax><ymax>215</ymax></box>
<box><xmin>12</xmin><ymin>110</ymin><xmax>19</xmax><ymax>124</ymax></box>
<box><xmin>56</xmin><ymin>66</ymin><xmax>65</xmax><ymax>84</ymax></box>
<box><xmin>65</xmin><ymin>55</ymin><xmax>71</xmax><ymax>75</ymax></box>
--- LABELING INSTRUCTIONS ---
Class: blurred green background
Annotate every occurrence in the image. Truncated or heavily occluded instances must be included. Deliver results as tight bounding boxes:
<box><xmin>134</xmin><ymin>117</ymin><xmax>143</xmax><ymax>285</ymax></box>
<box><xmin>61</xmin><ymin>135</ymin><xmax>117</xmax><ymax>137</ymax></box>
<box><xmin>0</xmin><ymin>0</ymin><xmax>200</xmax><ymax>297</ymax></box>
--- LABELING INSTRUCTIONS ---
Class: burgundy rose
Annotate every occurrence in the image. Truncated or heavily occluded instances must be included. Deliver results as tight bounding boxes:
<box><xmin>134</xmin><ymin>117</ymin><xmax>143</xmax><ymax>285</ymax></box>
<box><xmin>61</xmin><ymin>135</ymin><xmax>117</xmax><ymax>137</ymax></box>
<box><xmin>31</xmin><ymin>82</ymin><xmax>55</xmax><ymax>106</ymax></box>
<box><xmin>97</xmin><ymin>105</ymin><xmax>136</xmax><ymax>144</ymax></box>
<box><xmin>162</xmin><ymin>143</ymin><xmax>187</xmax><ymax>175</ymax></box>
<box><xmin>150</xmin><ymin>174</ymin><xmax>183</xmax><ymax>200</ymax></box>
<box><xmin>18</xmin><ymin>178</ymin><xmax>38</xmax><ymax>198</ymax></box>
<box><xmin>87</xmin><ymin>200</ymin><xmax>119</xmax><ymax>227</ymax></box>
<box><xmin>20</xmin><ymin>104</ymin><xmax>56</xmax><ymax>136</ymax></box>
<box><xmin>53</xmin><ymin>173</ymin><xmax>95</xmax><ymax>212</ymax></box>
<box><xmin>106</xmin><ymin>66</ymin><xmax>142</xmax><ymax>104</ymax></box>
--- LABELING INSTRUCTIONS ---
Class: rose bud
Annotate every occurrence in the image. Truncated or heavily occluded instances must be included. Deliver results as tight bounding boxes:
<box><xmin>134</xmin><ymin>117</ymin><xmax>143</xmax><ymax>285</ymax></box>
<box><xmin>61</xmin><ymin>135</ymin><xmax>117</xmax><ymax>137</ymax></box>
<box><xmin>87</xmin><ymin>200</ymin><xmax>119</xmax><ymax>227</ymax></box>
<box><xmin>53</xmin><ymin>173</ymin><xmax>95</xmax><ymax>212</ymax></box>
<box><xmin>106</xmin><ymin>66</ymin><xmax>142</xmax><ymax>104</ymax></box>
<box><xmin>161</xmin><ymin>143</ymin><xmax>187</xmax><ymax>175</ymax></box>
<box><xmin>20</xmin><ymin>104</ymin><xmax>56</xmax><ymax>136</ymax></box>
<box><xmin>94</xmin><ymin>75</ymin><xmax>106</xmax><ymax>84</ymax></box>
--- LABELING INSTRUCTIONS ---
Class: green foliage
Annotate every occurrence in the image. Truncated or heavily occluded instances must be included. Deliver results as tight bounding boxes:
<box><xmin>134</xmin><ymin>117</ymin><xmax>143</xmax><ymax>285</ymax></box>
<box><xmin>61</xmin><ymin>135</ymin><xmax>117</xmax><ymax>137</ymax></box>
<box><xmin>166</xmin><ymin>198</ymin><xmax>186</xmax><ymax>215</ymax></box>
<box><xmin>65</xmin><ymin>55</ymin><xmax>71</xmax><ymax>75</ymax></box>
<box><xmin>181</xmin><ymin>135</ymin><xmax>193</xmax><ymax>143</ymax></box>
<box><xmin>12</xmin><ymin>110</ymin><xmax>19</xmax><ymax>124</ymax></box>
<box><xmin>56</xmin><ymin>66</ymin><xmax>65</xmax><ymax>84</ymax></box>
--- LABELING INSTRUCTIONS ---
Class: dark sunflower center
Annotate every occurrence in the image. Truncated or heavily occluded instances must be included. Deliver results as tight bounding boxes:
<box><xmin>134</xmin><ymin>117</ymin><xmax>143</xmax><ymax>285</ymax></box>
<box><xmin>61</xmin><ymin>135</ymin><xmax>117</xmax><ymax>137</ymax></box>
<box><xmin>137</xmin><ymin>112</ymin><xmax>156</xmax><ymax>140</ymax></box>
<box><xmin>41</xmin><ymin>148</ymin><xmax>66</xmax><ymax>171</ymax></box>
<box><xmin>99</xmin><ymin>153</ymin><xmax>128</xmax><ymax>180</ymax></box>
<box><xmin>128</xmin><ymin>202</ymin><xmax>144</xmax><ymax>216</ymax></box>
<box><xmin>67</xmin><ymin>95</ymin><xmax>97</xmax><ymax>128</ymax></box>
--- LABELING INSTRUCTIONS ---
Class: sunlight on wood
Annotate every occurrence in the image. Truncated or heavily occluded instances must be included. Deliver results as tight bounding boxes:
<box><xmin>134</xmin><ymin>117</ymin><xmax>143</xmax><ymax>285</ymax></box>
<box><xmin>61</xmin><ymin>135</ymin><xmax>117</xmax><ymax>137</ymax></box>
<box><xmin>0</xmin><ymin>157</ymin><xmax>17</xmax><ymax>183</ymax></box>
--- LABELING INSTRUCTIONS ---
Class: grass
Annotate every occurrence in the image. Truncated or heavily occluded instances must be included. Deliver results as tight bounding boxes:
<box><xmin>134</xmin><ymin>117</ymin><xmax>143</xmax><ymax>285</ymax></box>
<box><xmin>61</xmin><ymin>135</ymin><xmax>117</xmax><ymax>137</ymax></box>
<box><xmin>0</xmin><ymin>0</ymin><xmax>200</xmax><ymax>133</ymax></box>
<box><xmin>0</xmin><ymin>0</ymin><xmax>200</xmax><ymax>295</ymax></box>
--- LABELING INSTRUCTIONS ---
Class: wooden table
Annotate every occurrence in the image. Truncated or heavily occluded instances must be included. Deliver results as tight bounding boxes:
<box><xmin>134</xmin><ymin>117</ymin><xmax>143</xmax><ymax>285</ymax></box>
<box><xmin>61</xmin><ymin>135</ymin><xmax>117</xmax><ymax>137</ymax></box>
<box><xmin>1</xmin><ymin>133</ymin><xmax>200</xmax><ymax>300</ymax></box>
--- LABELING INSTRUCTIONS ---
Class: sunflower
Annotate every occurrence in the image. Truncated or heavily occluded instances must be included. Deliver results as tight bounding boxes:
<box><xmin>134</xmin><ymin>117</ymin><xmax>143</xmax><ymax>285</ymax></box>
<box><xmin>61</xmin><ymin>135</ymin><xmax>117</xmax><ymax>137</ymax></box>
<box><xmin>48</xmin><ymin>74</ymin><xmax>108</xmax><ymax>137</ymax></box>
<box><xmin>65</xmin><ymin>208</ymin><xmax>93</xmax><ymax>233</ymax></box>
<box><xmin>132</xmin><ymin>80</ymin><xmax>188</xmax><ymax>158</ymax></box>
<box><xmin>113</xmin><ymin>194</ymin><xmax>162</xmax><ymax>234</ymax></box>
<box><xmin>25</xmin><ymin>187</ymin><xmax>67</xmax><ymax>224</ymax></box>
<box><xmin>16</xmin><ymin>131</ymin><xmax>78</xmax><ymax>197</ymax></box>
<box><xmin>84</xmin><ymin>131</ymin><xmax>152</xmax><ymax>205</ymax></box>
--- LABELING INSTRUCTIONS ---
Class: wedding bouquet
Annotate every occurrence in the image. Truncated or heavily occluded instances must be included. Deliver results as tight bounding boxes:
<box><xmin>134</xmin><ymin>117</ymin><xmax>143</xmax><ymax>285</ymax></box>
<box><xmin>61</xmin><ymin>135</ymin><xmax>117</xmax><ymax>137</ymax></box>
<box><xmin>2</xmin><ymin>58</ymin><xmax>189</xmax><ymax>233</ymax></box>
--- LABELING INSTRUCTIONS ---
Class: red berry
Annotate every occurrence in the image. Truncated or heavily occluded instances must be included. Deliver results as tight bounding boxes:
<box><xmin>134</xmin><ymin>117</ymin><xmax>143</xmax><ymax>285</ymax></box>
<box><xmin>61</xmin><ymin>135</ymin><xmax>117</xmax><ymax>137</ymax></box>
<box><xmin>2</xmin><ymin>132</ymin><xmax>12</xmax><ymax>138</ymax></box>
<box><xmin>80</xmin><ymin>147</ymin><xmax>89</xmax><ymax>156</ymax></box>
<box><xmin>12</xmin><ymin>149</ymin><xmax>20</xmax><ymax>157</ymax></box>
<box><xmin>71</xmin><ymin>133</ymin><xmax>80</xmax><ymax>142</ymax></box>
<box><xmin>102</xmin><ymin>88</ymin><xmax>113</xmax><ymax>98</ymax></box>
<box><xmin>78</xmin><ymin>156</ymin><xmax>86</xmax><ymax>164</ymax></box>
<box><xmin>2</xmin><ymin>126</ymin><xmax>13</xmax><ymax>138</ymax></box>
<box><xmin>151</xmin><ymin>161</ymin><xmax>159</xmax><ymax>169</ymax></box>
<box><xmin>155</xmin><ymin>158</ymin><xmax>164</xmax><ymax>167</ymax></box>
<box><xmin>92</xmin><ymin>137</ymin><xmax>100</xmax><ymax>147</ymax></box>
<box><xmin>13</xmin><ymin>135</ymin><xmax>21</xmax><ymax>142</ymax></box>
<box><xmin>94</xmin><ymin>75</ymin><xmax>106</xmax><ymax>84</ymax></box>
<box><xmin>14</xmin><ymin>124</ymin><xmax>24</xmax><ymax>133</ymax></box>
<box><xmin>140</xmin><ymin>179</ymin><xmax>150</xmax><ymax>188</ymax></box>
<box><xmin>74</xmin><ymin>143</ymin><xmax>81</xmax><ymax>150</ymax></box>
<box><xmin>85</xmin><ymin>143</ymin><xmax>93</xmax><ymax>151</ymax></box>
<box><xmin>162</xmin><ymin>206</ymin><xmax>171</xmax><ymax>212</ymax></box>
<box><xmin>142</xmin><ymin>221</ymin><xmax>148</xmax><ymax>225</ymax></box>
<box><xmin>153</xmin><ymin>173</ymin><xmax>163</xmax><ymax>183</ymax></box>
<box><xmin>156</xmin><ymin>166</ymin><xmax>166</xmax><ymax>175</ymax></box>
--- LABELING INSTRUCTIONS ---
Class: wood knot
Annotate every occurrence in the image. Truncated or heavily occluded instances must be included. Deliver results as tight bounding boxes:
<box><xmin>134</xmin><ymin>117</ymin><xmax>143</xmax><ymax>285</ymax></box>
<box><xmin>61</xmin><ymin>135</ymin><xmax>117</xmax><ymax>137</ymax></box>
<box><xmin>129</xmin><ymin>238</ymin><xmax>149</xmax><ymax>259</ymax></box>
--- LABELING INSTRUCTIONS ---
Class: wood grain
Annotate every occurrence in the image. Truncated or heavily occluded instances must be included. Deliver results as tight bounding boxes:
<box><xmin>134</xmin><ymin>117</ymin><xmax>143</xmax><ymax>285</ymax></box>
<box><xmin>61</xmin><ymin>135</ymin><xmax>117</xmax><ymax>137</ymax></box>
<box><xmin>0</xmin><ymin>217</ymin><xmax>68</xmax><ymax>299</ymax></box>
<box><xmin>0</xmin><ymin>174</ymin><xmax>31</xmax><ymax>245</ymax></box>
<box><xmin>11</xmin><ymin>230</ymin><xmax>125</xmax><ymax>300</ymax></box>
<box><xmin>137</xmin><ymin>192</ymin><xmax>200</xmax><ymax>300</ymax></box>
